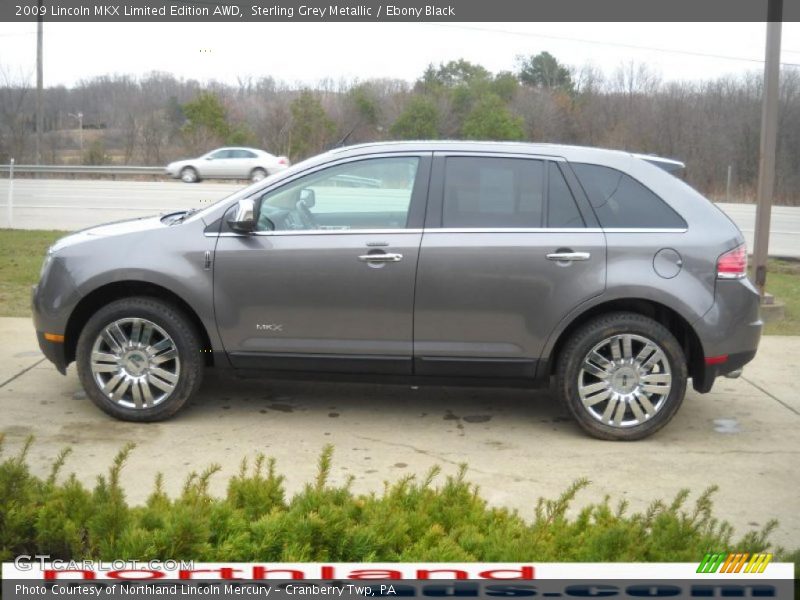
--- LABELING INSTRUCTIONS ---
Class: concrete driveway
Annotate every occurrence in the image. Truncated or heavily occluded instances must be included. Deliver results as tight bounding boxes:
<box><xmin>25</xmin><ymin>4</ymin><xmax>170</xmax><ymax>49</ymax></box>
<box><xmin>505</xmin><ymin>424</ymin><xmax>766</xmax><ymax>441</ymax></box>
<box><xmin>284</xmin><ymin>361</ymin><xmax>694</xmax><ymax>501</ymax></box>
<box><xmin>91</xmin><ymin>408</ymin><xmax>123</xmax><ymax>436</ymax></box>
<box><xmin>1</xmin><ymin>317</ymin><xmax>798</xmax><ymax>550</ymax></box>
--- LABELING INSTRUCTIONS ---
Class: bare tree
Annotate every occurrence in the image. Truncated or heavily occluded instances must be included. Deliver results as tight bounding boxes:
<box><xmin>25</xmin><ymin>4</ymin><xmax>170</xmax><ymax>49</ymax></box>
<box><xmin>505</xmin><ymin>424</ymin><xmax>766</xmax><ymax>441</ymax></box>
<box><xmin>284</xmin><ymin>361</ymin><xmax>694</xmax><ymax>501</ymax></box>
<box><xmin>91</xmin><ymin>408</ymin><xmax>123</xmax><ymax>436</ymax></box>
<box><xmin>0</xmin><ymin>65</ymin><xmax>33</xmax><ymax>162</ymax></box>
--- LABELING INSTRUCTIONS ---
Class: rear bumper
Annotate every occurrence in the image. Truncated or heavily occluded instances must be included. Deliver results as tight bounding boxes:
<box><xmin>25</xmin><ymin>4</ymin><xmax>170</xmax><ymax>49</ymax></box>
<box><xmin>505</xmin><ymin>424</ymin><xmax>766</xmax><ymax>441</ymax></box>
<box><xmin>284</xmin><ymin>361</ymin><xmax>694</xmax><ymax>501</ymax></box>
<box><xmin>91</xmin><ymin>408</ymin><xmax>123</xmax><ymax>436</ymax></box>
<box><xmin>692</xmin><ymin>350</ymin><xmax>756</xmax><ymax>393</ymax></box>
<box><xmin>692</xmin><ymin>277</ymin><xmax>762</xmax><ymax>393</ymax></box>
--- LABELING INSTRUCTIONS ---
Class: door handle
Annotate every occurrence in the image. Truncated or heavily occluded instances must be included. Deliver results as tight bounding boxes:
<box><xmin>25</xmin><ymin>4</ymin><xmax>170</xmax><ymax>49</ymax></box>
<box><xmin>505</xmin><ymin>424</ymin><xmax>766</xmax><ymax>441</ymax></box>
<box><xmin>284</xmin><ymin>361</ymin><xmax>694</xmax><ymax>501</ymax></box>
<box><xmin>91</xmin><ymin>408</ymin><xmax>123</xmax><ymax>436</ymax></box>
<box><xmin>546</xmin><ymin>252</ymin><xmax>591</xmax><ymax>262</ymax></box>
<box><xmin>358</xmin><ymin>253</ymin><xmax>403</xmax><ymax>263</ymax></box>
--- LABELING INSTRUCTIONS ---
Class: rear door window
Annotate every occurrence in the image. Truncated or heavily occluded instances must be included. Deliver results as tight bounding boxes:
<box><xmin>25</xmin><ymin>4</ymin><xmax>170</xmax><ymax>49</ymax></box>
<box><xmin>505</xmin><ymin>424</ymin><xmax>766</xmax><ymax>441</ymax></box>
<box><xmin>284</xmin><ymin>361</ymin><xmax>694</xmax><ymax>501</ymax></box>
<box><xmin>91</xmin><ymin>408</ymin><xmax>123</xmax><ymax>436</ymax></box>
<box><xmin>443</xmin><ymin>157</ymin><xmax>544</xmax><ymax>228</ymax></box>
<box><xmin>571</xmin><ymin>163</ymin><xmax>687</xmax><ymax>228</ymax></box>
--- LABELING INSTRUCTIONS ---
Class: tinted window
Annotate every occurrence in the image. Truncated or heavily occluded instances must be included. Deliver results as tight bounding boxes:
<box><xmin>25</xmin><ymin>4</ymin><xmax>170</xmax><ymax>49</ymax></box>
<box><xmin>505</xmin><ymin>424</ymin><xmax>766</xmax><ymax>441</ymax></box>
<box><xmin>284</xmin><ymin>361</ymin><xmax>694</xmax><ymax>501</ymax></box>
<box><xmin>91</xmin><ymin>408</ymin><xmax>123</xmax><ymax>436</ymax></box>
<box><xmin>232</xmin><ymin>149</ymin><xmax>257</xmax><ymax>158</ymax></box>
<box><xmin>547</xmin><ymin>163</ymin><xmax>584</xmax><ymax>228</ymax></box>
<box><xmin>256</xmin><ymin>157</ymin><xmax>419</xmax><ymax>232</ymax></box>
<box><xmin>571</xmin><ymin>163</ymin><xmax>687</xmax><ymax>228</ymax></box>
<box><xmin>443</xmin><ymin>157</ymin><xmax>544</xmax><ymax>228</ymax></box>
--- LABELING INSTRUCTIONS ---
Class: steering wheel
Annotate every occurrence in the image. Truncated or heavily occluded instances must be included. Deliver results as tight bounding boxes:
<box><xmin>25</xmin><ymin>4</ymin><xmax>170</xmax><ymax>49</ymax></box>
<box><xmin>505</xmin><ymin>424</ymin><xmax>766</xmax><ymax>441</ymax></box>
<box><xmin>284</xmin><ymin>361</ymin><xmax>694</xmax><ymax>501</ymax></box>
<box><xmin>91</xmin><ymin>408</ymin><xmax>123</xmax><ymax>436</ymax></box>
<box><xmin>295</xmin><ymin>199</ymin><xmax>318</xmax><ymax>229</ymax></box>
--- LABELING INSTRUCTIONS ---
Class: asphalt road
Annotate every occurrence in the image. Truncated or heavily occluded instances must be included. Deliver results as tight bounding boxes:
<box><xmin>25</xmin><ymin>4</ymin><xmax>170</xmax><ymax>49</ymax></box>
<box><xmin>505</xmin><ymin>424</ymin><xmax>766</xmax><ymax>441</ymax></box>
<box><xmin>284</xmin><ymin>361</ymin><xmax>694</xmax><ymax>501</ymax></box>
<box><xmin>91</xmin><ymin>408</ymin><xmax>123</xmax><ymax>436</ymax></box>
<box><xmin>0</xmin><ymin>179</ymin><xmax>798</xmax><ymax>257</ymax></box>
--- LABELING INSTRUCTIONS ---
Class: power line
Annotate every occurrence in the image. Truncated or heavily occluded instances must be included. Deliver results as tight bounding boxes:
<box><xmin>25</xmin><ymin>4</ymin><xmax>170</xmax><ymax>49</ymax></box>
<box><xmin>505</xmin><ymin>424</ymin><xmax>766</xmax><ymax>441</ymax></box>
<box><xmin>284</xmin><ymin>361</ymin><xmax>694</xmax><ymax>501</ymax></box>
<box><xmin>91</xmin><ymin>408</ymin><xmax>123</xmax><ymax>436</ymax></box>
<box><xmin>3</xmin><ymin>21</ymin><xmax>800</xmax><ymax>66</ymax></box>
<box><xmin>422</xmin><ymin>23</ymin><xmax>800</xmax><ymax>68</ymax></box>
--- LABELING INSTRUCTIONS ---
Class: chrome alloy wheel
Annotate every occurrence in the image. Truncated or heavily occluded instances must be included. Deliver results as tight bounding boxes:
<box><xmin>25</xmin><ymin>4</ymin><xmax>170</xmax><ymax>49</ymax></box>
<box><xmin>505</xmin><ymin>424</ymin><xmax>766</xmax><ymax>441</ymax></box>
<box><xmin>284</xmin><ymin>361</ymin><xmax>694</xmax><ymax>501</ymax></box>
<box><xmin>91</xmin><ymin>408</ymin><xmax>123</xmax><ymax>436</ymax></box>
<box><xmin>180</xmin><ymin>168</ymin><xmax>197</xmax><ymax>183</ymax></box>
<box><xmin>577</xmin><ymin>334</ymin><xmax>672</xmax><ymax>428</ymax></box>
<box><xmin>90</xmin><ymin>318</ymin><xmax>181</xmax><ymax>409</ymax></box>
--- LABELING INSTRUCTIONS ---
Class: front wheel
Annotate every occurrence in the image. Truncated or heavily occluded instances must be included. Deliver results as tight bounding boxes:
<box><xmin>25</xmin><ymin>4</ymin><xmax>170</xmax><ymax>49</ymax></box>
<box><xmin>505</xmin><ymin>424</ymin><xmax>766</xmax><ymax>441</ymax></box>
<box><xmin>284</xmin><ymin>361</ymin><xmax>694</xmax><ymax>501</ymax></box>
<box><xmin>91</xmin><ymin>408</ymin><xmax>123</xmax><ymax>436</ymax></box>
<box><xmin>556</xmin><ymin>312</ymin><xmax>687</xmax><ymax>441</ymax></box>
<box><xmin>75</xmin><ymin>297</ymin><xmax>204</xmax><ymax>422</ymax></box>
<box><xmin>180</xmin><ymin>166</ymin><xmax>199</xmax><ymax>183</ymax></box>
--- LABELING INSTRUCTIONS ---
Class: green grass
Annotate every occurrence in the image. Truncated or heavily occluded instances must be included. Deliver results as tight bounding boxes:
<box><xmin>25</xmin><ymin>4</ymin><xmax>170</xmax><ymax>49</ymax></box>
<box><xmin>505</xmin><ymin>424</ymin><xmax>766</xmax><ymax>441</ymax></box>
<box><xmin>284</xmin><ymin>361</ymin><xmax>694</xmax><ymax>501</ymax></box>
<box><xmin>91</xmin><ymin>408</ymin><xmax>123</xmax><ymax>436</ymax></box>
<box><xmin>761</xmin><ymin>260</ymin><xmax>800</xmax><ymax>335</ymax></box>
<box><xmin>1</xmin><ymin>230</ymin><xmax>799</xmax><ymax>336</ymax></box>
<box><xmin>0</xmin><ymin>229</ymin><xmax>69</xmax><ymax>317</ymax></box>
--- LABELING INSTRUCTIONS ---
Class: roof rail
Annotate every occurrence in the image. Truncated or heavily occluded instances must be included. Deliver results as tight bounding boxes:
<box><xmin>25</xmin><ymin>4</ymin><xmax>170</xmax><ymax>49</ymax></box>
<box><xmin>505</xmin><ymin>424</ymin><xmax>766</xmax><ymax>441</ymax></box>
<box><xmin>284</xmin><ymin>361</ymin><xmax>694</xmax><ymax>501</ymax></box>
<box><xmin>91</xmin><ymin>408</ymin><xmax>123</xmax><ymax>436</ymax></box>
<box><xmin>633</xmin><ymin>153</ymin><xmax>685</xmax><ymax>173</ymax></box>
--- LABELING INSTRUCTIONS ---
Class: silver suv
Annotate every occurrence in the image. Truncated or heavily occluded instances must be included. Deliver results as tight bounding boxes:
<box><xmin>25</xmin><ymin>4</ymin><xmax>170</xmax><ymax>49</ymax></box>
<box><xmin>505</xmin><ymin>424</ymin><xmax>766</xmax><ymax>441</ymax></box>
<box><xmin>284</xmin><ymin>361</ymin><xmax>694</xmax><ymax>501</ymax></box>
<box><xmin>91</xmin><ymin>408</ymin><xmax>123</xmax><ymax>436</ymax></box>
<box><xmin>32</xmin><ymin>142</ymin><xmax>762</xmax><ymax>440</ymax></box>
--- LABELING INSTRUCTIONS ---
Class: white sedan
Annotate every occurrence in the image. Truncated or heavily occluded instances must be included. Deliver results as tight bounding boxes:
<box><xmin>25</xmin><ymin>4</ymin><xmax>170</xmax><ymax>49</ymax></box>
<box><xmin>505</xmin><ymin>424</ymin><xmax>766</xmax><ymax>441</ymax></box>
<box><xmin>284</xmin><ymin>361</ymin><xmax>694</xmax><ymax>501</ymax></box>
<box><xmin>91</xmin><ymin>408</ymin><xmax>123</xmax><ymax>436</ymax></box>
<box><xmin>166</xmin><ymin>147</ymin><xmax>290</xmax><ymax>183</ymax></box>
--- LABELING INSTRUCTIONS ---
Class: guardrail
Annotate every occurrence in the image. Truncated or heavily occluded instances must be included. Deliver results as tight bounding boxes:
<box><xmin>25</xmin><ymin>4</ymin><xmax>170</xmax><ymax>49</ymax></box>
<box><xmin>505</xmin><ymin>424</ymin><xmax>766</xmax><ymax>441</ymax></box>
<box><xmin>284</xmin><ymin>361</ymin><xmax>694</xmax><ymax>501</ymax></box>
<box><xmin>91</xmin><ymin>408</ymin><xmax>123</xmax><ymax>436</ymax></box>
<box><xmin>1</xmin><ymin>162</ymin><xmax>169</xmax><ymax>227</ymax></box>
<box><xmin>0</xmin><ymin>164</ymin><xmax>165</xmax><ymax>176</ymax></box>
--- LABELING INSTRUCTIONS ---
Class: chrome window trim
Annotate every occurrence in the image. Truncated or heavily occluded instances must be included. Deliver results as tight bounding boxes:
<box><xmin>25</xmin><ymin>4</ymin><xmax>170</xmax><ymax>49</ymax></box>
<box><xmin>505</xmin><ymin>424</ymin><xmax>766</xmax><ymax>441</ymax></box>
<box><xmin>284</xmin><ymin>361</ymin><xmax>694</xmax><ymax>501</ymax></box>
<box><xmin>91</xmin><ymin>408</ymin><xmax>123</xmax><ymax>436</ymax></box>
<box><xmin>427</xmin><ymin>228</ymin><xmax>601</xmax><ymax>234</ymax></box>
<box><xmin>206</xmin><ymin>228</ymin><xmax>424</xmax><ymax>238</ymax></box>
<box><xmin>425</xmin><ymin>227</ymin><xmax>686</xmax><ymax>234</ymax></box>
<box><xmin>433</xmin><ymin>151</ymin><xmax>567</xmax><ymax>161</ymax></box>
<box><xmin>205</xmin><ymin>227</ymin><xmax>688</xmax><ymax>238</ymax></box>
<box><xmin>603</xmin><ymin>228</ymin><xmax>688</xmax><ymax>234</ymax></box>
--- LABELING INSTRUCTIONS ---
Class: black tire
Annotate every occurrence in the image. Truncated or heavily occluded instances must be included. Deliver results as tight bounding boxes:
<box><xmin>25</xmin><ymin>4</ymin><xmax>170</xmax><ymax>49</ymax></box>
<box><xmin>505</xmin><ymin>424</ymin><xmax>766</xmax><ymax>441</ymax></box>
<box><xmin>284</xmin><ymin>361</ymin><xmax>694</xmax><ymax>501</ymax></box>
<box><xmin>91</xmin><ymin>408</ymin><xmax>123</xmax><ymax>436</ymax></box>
<box><xmin>250</xmin><ymin>167</ymin><xmax>267</xmax><ymax>182</ymax></box>
<box><xmin>555</xmin><ymin>312</ymin><xmax>687</xmax><ymax>441</ymax></box>
<box><xmin>75</xmin><ymin>297</ymin><xmax>204</xmax><ymax>422</ymax></box>
<box><xmin>180</xmin><ymin>166</ymin><xmax>199</xmax><ymax>183</ymax></box>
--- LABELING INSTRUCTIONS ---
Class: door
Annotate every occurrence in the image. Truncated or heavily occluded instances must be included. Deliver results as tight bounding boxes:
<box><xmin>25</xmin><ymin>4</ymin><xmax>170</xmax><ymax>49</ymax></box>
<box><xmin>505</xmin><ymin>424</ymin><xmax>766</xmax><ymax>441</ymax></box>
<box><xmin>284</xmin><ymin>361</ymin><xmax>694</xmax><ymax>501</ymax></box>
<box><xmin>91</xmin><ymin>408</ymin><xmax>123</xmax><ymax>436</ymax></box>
<box><xmin>413</xmin><ymin>154</ymin><xmax>606</xmax><ymax>379</ymax></box>
<box><xmin>228</xmin><ymin>149</ymin><xmax>259</xmax><ymax>178</ymax></box>
<box><xmin>213</xmin><ymin>154</ymin><xmax>431</xmax><ymax>374</ymax></box>
<box><xmin>201</xmin><ymin>149</ymin><xmax>235</xmax><ymax>177</ymax></box>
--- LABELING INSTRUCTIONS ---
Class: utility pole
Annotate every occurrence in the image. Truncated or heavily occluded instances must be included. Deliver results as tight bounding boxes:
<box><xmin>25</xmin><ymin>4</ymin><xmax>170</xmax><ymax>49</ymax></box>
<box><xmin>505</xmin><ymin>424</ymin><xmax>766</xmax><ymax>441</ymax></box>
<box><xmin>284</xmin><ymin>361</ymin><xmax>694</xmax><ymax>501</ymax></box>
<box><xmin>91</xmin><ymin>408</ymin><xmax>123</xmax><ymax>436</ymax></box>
<box><xmin>726</xmin><ymin>165</ymin><xmax>732</xmax><ymax>204</ymax></box>
<box><xmin>35</xmin><ymin>0</ymin><xmax>43</xmax><ymax>165</ymax></box>
<box><xmin>752</xmin><ymin>0</ymin><xmax>782</xmax><ymax>298</ymax></box>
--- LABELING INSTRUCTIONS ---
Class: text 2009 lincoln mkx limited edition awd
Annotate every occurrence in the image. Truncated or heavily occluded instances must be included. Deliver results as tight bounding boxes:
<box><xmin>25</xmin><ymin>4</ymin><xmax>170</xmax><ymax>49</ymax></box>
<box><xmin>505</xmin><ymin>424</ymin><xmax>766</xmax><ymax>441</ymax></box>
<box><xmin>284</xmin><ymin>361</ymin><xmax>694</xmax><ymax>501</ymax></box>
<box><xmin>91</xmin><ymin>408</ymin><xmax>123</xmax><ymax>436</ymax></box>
<box><xmin>32</xmin><ymin>142</ymin><xmax>762</xmax><ymax>440</ymax></box>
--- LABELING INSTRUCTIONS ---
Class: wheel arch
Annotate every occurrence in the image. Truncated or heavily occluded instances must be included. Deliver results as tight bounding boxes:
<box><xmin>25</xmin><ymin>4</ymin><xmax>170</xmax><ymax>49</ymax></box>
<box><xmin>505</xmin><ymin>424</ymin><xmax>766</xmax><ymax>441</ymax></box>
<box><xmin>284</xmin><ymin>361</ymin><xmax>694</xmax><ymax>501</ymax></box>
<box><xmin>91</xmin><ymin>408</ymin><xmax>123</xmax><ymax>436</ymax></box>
<box><xmin>64</xmin><ymin>280</ymin><xmax>214</xmax><ymax>368</ymax></box>
<box><xmin>545</xmin><ymin>298</ymin><xmax>705</xmax><ymax>383</ymax></box>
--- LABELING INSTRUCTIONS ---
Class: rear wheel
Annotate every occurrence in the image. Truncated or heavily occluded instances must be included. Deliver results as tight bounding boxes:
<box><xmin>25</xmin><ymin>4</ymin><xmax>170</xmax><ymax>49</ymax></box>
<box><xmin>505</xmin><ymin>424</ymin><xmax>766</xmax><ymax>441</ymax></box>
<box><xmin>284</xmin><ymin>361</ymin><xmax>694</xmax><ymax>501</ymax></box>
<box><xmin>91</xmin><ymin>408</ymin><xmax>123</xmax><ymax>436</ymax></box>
<box><xmin>76</xmin><ymin>297</ymin><xmax>204</xmax><ymax>422</ymax></box>
<box><xmin>180</xmin><ymin>166</ymin><xmax>199</xmax><ymax>183</ymax></box>
<box><xmin>250</xmin><ymin>167</ymin><xmax>267</xmax><ymax>182</ymax></box>
<box><xmin>556</xmin><ymin>312</ymin><xmax>687</xmax><ymax>441</ymax></box>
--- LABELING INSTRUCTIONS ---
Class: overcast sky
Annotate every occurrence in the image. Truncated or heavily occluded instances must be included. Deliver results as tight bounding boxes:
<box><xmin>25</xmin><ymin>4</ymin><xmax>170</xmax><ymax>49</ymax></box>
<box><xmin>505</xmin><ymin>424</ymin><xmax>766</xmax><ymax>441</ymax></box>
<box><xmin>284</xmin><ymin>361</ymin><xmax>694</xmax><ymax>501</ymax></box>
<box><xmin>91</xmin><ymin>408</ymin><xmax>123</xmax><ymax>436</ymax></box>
<box><xmin>2</xmin><ymin>21</ymin><xmax>800</xmax><ymax>87</ymax></box>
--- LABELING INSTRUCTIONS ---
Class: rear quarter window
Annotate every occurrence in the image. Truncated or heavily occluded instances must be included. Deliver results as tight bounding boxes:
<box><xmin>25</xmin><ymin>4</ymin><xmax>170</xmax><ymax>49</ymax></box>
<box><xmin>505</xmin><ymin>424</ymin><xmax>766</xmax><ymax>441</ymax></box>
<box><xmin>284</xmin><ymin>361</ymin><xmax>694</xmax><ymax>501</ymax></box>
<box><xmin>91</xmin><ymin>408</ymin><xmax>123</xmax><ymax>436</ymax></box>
<box><xmin>571</xmin><ymin>163</ymin><xmax>687</xmax><ymax>229</ymax></box>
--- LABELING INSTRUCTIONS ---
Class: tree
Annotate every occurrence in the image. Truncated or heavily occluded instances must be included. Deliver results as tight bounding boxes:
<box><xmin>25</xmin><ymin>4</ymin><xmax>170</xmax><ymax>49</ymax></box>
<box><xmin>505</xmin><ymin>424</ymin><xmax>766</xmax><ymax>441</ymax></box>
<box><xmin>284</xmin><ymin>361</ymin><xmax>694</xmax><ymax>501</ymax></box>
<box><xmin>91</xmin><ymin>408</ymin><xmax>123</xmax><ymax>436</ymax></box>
<box><xmin>181</xmin><ymin>92</ymin><xmax>232</xmax><ymax>152</ymax></box>
<box><xmin>517</xmin><ymin>52</ymin><xmax>574</xmax><ymax>93</ymax></box>
<box><xmin>492</xmin><ymin>71</ymin><xmax>520</xmax><ymax>102</ymax></box>
<box><xmin>461</xmin><ymin>94</ymin><xmax>525</xmax><ymax>141</ymax></box>
<box><xmin>348</xmin><ymin>83</ymin><xmax>380</xmax><ymax>127</ymax></box>
<box><xmin>288</xmin><ymin>90</ymin><xmax>335</xmax><ymax>160</ymax></box>
<box><xmin>416</xmin><ymin>59</ymin><xmax>491</xmax><ymax>94</ymax></box>
<box><xmin>181</xmin><ymin>91</ymin><xmax>256</xmax><ymax>152</ymax></box>
<box><xmin>389</xmin><ymin>96</ymin><xmax>440</xmax><ymax>139</ymax></box>
<box><xmin>0</xmin><ymin>66</ymin><xmax>32</xmax><ymax>162</ymax></box>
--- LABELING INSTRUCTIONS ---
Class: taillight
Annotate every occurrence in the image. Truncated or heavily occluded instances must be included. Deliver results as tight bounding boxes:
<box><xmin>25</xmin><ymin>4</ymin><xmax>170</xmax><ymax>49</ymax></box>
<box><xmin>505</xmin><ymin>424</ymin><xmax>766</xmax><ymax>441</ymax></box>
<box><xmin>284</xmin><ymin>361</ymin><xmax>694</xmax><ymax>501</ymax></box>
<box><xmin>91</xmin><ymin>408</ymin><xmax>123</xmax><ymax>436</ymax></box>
<box><xmin>716</xmin><ymin>244</ymin><xmax>747</xmax><ymax>279</ymax></box>
<box><xmin>277</xmin><ymin>156</ymin><xmax>289</xmax><ymax>166</ymax></box>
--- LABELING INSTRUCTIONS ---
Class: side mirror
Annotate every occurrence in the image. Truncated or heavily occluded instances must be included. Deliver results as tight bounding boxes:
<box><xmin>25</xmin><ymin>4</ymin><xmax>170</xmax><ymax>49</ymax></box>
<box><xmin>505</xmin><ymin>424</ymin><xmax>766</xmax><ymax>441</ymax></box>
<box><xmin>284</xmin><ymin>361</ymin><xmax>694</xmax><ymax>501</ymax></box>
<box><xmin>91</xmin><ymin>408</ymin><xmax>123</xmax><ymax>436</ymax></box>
<box><xmin>227</xmin><ymin>198</ymin><xmax>257</xmax><ymax>233</ymax></box>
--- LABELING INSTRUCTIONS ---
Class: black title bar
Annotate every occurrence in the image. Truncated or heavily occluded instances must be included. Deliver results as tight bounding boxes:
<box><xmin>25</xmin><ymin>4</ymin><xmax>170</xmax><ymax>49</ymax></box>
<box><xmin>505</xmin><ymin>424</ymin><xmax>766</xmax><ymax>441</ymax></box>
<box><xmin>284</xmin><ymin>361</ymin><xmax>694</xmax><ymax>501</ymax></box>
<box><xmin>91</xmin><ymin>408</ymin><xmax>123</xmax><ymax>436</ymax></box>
<box><xmin>4</xmin><ymin>0</ymin><xmax>800</xmax><ymax>22</ymax></box>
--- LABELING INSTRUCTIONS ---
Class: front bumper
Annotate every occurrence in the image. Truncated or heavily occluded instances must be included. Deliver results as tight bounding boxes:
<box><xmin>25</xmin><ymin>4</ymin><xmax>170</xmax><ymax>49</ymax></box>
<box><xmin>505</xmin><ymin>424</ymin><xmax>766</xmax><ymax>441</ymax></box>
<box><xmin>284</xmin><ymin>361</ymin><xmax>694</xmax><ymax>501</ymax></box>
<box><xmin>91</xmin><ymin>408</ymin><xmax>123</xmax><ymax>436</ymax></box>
<box><xmin>31</xmin><ymin>256</ymin><xmax>82</xmax><ymax>375</ymax></box>
<box><xmin>36</xmin><ymin>330</ymin><xmax>68</xmax><ymax>374</ymax></box>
